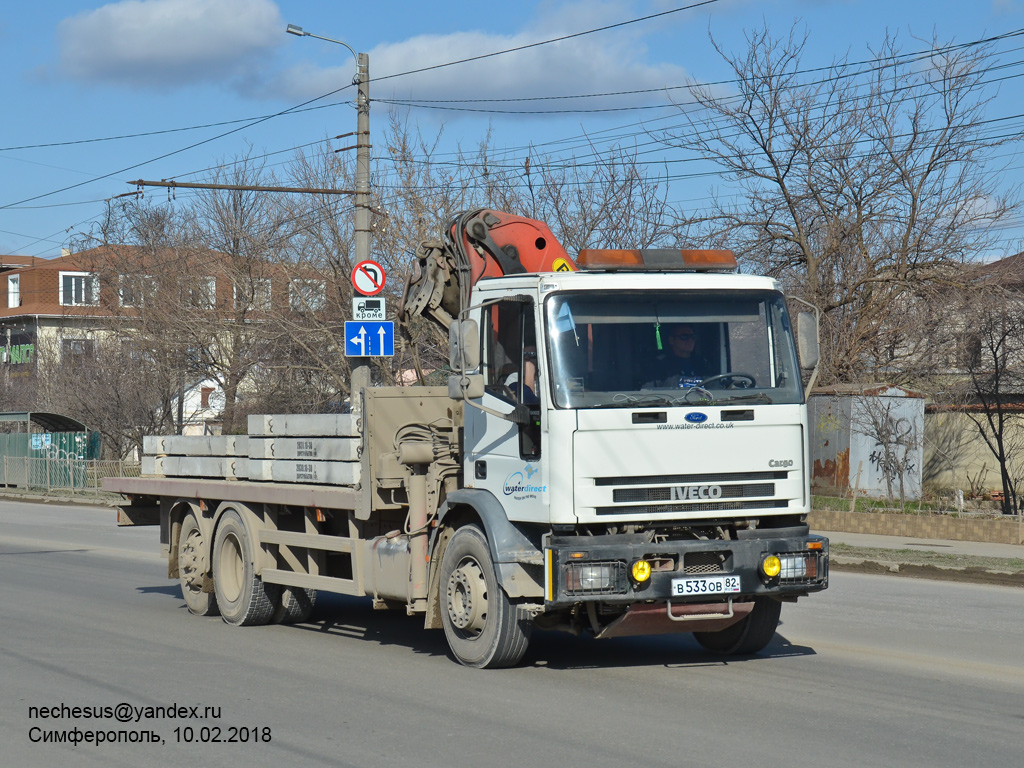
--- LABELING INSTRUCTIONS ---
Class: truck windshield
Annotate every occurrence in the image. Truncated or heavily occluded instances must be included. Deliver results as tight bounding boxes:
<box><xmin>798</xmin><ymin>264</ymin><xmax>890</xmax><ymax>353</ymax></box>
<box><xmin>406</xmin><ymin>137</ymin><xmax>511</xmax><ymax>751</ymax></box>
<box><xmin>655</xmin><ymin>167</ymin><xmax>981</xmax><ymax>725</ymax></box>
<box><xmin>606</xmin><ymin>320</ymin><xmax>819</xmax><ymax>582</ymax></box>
<box><xmin>543</xmin><ymin>290</ymin><xmax>804</xmax><ymax>408</ymax></box>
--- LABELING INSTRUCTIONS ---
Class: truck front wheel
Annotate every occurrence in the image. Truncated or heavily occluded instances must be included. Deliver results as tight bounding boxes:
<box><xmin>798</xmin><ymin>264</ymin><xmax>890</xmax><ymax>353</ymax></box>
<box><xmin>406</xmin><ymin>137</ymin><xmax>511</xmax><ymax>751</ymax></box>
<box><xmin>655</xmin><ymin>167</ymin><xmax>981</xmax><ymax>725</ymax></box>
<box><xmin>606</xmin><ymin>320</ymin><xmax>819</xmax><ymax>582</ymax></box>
<box><xmin>693</xmin><ymin>597</ymin><xmax>782</xmax><ymax>655</ymax></box>
<box><xmin>178</xmin><ymin>512</ymin><xmax>218</xmax><ymax>617</ymax></box>
<box><xmin>440</xmin><ymin>525</ymin><xmax>532</xmax><ymax>668</ymax></box>
<box><xmin>212</xmin><ymin>509</ymin><xmax>278</xmax><ymax>626</ymax></box>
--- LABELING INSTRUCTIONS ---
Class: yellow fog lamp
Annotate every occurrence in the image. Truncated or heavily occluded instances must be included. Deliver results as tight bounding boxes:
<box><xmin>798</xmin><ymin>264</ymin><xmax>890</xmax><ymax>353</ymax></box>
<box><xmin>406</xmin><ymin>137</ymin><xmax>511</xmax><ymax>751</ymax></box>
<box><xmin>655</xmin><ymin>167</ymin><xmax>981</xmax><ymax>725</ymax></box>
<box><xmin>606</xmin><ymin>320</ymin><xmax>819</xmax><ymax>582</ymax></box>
<box><xmin>761</xmin><ymin>555</ymin><xmax>782</xmax><ymax>580</ymax></box>
<box><xmin>631</xmin><ymin>559</ymin><xmax>652</xmax><ymax>583</ymax></box>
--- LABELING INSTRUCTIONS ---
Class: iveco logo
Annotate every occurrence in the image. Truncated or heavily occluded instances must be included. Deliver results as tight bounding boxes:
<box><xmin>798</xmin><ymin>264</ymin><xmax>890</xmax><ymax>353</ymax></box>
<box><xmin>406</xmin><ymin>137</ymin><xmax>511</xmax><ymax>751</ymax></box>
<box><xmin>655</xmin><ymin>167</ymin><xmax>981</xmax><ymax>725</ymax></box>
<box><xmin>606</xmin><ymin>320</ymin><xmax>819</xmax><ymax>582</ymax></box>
<box><xmin>671</xmin><ymin>485</ymin><xmax>722</xmax><ymax>500</ymax></box>
<box><xmin>685</xmin><ymin>412</ymin><xmax>708</xmax><ymax>423</ymax></box>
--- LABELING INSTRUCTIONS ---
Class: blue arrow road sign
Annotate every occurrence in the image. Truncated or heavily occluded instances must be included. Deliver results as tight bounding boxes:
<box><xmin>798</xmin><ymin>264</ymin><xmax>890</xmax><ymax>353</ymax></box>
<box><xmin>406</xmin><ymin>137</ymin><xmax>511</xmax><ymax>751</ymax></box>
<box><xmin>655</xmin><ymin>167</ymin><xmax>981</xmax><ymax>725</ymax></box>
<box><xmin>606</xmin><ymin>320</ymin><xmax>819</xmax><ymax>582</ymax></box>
<box><xmin>345</xmin><ymin>321</ymin><xmax>395</xmax><ymax>357</ymax></box>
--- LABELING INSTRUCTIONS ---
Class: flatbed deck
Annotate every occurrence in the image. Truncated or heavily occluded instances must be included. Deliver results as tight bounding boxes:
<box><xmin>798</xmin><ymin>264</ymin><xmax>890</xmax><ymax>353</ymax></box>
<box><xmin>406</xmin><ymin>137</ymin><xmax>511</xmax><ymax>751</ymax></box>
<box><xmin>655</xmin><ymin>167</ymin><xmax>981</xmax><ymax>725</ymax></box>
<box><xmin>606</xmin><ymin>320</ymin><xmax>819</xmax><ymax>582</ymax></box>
<box><xmin>103</xmin><ymin>476</ymin><xmax>359</xmax><ymax>514</ymax></box>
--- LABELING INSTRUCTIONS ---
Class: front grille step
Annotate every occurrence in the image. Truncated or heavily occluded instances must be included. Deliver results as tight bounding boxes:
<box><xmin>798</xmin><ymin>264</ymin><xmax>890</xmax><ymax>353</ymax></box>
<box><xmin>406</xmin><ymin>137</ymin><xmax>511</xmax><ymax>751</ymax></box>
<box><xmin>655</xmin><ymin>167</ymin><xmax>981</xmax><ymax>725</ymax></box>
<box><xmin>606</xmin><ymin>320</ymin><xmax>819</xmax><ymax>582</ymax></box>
<box><xmin>595</xmin><ymin>499</ymin><xmax>788</xmax><ymax>516</ymax></box>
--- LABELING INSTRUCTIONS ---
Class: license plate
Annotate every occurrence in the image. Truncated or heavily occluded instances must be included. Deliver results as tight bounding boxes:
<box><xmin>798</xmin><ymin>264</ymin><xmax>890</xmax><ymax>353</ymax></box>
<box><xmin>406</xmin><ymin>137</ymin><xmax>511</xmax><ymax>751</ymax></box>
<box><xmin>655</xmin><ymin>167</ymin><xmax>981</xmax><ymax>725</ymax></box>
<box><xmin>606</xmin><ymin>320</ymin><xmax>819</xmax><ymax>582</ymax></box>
<box><xmin>671</xmin><ymin>575</ymin><xmax>741</xmax><ymax>596</ymax></box>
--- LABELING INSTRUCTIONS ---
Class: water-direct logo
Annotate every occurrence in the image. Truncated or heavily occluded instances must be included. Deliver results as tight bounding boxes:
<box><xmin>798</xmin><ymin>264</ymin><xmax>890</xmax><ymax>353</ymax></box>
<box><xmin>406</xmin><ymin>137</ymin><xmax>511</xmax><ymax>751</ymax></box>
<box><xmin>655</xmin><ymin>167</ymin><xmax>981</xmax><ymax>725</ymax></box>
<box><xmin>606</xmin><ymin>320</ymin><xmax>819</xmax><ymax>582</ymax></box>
<box><xmin>503</xmin><ymin>465</ymin><xmax>547</xmax><ymax>498</ymax></box>
<box><xmin>685</xmin><ymin>412</ymin><xmax>708</xmax><ymax>423</ymax></box>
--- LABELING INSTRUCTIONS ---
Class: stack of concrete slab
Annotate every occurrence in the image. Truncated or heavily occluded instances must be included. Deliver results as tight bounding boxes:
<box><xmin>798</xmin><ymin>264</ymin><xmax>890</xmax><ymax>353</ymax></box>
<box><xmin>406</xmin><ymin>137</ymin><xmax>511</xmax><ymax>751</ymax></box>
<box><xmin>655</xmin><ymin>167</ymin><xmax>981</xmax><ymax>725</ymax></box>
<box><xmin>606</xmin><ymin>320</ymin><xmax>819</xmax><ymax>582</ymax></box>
<box><xmin>140</xmin><ymin>414</ymin><xmax>361</xmax><ymax>486</ymax></box>
<box><xmin>141</xmin><ymin>435</ymin><xmax>249</xmax><ymax>479</ymax></box>
<box><xmin>246</xmin><ymin>414</ymin><xmax>360</xmax><ymax>485</ymax></box>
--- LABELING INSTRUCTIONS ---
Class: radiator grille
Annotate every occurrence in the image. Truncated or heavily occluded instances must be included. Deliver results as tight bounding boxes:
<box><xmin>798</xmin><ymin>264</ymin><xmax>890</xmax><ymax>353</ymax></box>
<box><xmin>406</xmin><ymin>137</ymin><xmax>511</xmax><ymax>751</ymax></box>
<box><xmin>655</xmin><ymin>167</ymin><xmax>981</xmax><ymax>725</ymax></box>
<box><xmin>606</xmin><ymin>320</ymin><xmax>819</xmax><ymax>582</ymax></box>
<box><xmin>684</xmin><ymin>552</ymin><xmax>727</xmax><ymax>575</ymax></box>
<box><xmin>613</xmin><ymin>483</ymin><xmax>774</xmax><ymax>503</ymax></box>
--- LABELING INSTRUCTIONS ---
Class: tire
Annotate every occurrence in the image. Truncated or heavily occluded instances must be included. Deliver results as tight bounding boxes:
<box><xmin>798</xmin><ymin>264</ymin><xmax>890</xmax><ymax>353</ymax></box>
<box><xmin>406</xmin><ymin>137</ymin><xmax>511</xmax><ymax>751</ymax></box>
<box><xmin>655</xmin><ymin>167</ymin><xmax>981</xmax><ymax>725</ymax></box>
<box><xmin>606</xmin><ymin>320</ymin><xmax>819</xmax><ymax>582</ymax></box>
<box><xmin>272</xmin><ymin>588</ymin><xmax>317</xmax><ymax>624</ymax></box>
<box><xmin>212</xmin><ymin>509</ymin><xmax>279</xmax><ymax>626</ymax></box>
<box><xmin>440</xmin><ymin>525</ymin><xmax>532</xmax><ymax>668</ymax></box>
<box><xmin>693</xmin><ymin>597</ymin><xmax>782</xmax><ymax>655</ymax></box>
<box><xmin>178</xmin><ymin>512</ymin><xmax>219</xmax><ymax>617</ymax></box>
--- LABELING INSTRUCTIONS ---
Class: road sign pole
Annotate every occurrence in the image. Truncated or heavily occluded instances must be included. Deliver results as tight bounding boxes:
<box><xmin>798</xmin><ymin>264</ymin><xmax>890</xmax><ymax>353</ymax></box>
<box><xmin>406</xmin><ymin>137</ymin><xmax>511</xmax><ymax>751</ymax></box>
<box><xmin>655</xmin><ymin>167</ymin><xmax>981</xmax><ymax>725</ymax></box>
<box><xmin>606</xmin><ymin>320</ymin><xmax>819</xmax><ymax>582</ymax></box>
<box><xmin>351</xmin><ymin>52</ymin><xmax>371</xmax><ymax>418</ymax></box>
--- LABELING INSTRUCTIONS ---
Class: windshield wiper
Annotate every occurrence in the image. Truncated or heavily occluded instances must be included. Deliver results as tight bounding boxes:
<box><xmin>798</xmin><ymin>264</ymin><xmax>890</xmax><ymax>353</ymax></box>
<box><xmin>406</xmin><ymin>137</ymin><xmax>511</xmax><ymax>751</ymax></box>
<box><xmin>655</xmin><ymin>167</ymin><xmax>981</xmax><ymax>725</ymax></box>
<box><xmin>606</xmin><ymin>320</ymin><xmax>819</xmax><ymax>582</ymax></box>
<box><xmin>713</xmin><ymin>393</ymin><xmax>774</xmax><ymax>405</ymax></box>
<box><xmin>608</xmin><ymin>394</ymin><xmax>676</xmax><ymax>408</ymax></box>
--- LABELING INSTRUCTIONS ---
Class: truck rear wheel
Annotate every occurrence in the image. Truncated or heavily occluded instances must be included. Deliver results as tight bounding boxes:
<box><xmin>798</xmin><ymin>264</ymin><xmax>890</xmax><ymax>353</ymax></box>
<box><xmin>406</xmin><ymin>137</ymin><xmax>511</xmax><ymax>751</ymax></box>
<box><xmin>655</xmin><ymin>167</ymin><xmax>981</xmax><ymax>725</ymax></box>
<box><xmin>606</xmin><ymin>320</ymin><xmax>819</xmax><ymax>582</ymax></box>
<box><xmin>440</xmin><ymin>525</ymin><xmax>532</xmax><ymax>668</ymax></box>
<box><xmin>178</xmin><ymin>512</ymin><xmax>218</xmax><ymax>616</ymax></box>
<box><xmin>272</xmin><ymin>588</ymin><xmax>317</xmax><ymax>624</ymax></box>
<box><xmin>693</xmin><ymin>597</ymin><xmax>782</xmax><ymax>655</ymax></box>
<box><xmin>212</xmin><ymin>509</ymin><xmax>278</xmax><ymax>626</ymax></box>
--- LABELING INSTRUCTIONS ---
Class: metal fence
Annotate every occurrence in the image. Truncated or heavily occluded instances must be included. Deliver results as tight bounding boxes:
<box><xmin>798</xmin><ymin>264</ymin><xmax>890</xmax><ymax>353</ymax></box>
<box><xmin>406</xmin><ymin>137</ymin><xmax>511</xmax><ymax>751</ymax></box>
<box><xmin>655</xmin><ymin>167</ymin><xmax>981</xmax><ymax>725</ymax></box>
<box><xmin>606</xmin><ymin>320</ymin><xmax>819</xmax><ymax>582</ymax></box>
<box><xmin>0</xmin><ymin>456</ymin><xmax>140</xmax><ymax>497</ymax></box>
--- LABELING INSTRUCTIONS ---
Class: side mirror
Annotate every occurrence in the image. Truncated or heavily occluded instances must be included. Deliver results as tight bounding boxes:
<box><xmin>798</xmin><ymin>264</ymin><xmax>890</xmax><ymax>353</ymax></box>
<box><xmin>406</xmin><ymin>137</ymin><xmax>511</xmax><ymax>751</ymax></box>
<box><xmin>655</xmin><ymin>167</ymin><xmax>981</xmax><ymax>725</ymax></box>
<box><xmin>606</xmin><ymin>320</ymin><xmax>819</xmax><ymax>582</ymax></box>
<box><xmin>797</xmin><ymin>312</ymin><xmax>820</xmax><ymax>370</ymax></box>
<box><xmin>448</xmin><ymin>373</ymin><xmax>484</xmax><ymax>401</ymax></box>
<box><xmin>449</xmin><ymin>320</ymin><xmax>480</xmax><ymax>372</ymax></box>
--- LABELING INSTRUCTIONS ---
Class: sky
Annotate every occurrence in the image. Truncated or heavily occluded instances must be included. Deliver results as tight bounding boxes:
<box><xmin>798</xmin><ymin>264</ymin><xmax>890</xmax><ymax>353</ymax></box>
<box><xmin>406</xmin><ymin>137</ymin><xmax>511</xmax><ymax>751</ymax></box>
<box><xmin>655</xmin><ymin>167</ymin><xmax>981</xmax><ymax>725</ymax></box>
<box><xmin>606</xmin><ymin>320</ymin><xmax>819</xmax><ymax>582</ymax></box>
<box><xmin>3</xmin><ymin>0</ymin><xmax>1024</xmax><ymax>259</ymax></box>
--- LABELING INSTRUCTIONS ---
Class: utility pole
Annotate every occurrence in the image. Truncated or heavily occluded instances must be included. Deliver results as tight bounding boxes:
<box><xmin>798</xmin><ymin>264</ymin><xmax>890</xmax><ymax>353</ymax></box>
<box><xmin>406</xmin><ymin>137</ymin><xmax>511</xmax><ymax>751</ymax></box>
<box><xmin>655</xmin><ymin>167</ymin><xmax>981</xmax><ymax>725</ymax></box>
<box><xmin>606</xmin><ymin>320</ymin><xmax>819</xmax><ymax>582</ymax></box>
<box><xmin>350</xmin><ymin>51</ymin><xmax>371</xmax><ymax>418</ymax></box>
<box><xmin>286</xmin><ymin>24</ymin><xmax>371</xmax><ymax>417</ymax></box>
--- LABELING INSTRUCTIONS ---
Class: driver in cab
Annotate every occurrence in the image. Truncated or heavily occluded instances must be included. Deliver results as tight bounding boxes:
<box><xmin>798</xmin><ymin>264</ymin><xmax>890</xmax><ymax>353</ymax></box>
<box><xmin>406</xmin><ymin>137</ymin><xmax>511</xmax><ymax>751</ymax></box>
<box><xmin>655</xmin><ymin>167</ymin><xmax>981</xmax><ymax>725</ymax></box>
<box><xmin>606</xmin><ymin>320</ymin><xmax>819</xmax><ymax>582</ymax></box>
<box><xmin>644</xmin><ymin>323</ymin><xmax>714</xmax><ymax>388</ymax></box>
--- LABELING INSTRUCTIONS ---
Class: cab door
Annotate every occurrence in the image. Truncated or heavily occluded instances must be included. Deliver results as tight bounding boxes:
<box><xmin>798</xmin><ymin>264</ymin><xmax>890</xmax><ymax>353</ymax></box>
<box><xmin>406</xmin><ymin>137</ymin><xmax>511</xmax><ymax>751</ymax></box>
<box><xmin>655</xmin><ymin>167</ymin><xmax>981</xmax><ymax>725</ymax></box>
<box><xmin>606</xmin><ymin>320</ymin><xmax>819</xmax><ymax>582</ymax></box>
<box><xmin>464</xmin><ymin>297</ymin><xmax>547</xmax><ymax>523</ymax></box>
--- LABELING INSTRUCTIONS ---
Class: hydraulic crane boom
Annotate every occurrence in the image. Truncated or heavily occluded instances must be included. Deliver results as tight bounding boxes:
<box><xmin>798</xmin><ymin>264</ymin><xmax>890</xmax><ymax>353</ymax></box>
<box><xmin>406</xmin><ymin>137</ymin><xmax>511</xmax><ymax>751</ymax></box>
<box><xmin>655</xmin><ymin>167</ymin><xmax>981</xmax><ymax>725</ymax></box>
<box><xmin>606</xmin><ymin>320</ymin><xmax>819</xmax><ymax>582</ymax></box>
<box><xmin>400</xmin><ymin>209</ymin><xmax>576</xmax><ymax>329</ymax></box>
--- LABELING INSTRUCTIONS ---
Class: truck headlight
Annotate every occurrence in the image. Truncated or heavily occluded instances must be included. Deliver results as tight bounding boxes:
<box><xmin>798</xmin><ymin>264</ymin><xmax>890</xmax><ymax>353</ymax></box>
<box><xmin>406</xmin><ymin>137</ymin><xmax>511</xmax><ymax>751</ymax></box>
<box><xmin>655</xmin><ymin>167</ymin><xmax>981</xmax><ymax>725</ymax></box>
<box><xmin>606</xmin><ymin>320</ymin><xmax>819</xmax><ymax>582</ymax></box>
<box><xmin>567</xmin><ymin>564</ymin><xmax>614</xmax><ymax>591</ymax></box>
<box><xmin>779</xmin><ymin>553</ymin><xmax>812</xmax><ymax>580</ymax></box>
<box><xmin>564</xmin><ymin>561</ymin><xmax>627</xmax><ymax>595</ymax></box>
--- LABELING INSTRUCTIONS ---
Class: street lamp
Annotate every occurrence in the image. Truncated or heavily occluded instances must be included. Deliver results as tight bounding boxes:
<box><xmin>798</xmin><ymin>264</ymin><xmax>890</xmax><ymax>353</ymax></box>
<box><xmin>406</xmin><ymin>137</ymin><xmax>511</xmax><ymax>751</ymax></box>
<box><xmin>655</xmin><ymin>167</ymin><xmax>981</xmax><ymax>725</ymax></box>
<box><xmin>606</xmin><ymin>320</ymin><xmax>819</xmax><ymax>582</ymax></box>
<box><xmin>285</xmin><ymin>24</ymin><xmax>358</xmax><ymax>64</ymax></box>
<box><xmin>287</xmin><ymin>23</ymin><xmax>372</xmax><ymax>415</ymax></box>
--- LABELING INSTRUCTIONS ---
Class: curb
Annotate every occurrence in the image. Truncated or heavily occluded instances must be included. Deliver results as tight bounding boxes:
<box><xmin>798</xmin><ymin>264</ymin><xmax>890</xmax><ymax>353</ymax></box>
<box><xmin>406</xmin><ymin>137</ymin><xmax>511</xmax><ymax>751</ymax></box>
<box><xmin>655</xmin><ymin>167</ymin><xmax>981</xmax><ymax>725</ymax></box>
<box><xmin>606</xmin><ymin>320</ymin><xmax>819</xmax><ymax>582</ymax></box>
<box><xmin>0</xmin><ymin>491</ymin><xmax>119</xmax><ymax>509</ymax></box>
<box><xmin>831</xmin><ymin>556</ymin><xmax>1024</xmax><ymax>588</ymax></box>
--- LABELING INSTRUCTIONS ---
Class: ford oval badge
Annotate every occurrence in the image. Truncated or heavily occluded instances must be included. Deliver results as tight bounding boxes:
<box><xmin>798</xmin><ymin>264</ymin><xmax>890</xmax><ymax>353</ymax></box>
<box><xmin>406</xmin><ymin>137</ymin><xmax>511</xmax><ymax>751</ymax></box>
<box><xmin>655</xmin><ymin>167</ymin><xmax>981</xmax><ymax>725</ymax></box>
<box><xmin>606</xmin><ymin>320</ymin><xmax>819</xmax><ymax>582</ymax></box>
<box><xmin>685</xmin><ymin>412</ymin><xmax>708</xmax><ymax>423</ymax></box>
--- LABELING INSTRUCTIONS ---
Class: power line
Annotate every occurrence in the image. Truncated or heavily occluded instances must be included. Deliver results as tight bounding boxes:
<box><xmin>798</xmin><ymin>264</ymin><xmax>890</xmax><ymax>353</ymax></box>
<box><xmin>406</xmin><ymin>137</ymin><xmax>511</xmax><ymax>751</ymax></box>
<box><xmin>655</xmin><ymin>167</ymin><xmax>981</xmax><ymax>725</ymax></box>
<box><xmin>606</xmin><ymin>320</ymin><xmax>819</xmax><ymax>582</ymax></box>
<box><xmin>369</xmin><ymin>0</ymin><xmax>721</xmax><ymax>84</ymax></box>
<box><xmin>0</xmin><ymin>103</ymin><xmax>352</xmax><ymax>153</ymax></box>
<box><xmin>0</xmin><ymin>0</ymin><xmax>723</xmax><ymax>223</ymax></box>
<box><xmin>7</xmin><ymin>9</ymin><xmax>1024</xmax><ymax>252</ymax></box>
<box><xmin>0</xmin><ymin>84</ymin><xmax>357</xmax><ymax>212</ymax></box>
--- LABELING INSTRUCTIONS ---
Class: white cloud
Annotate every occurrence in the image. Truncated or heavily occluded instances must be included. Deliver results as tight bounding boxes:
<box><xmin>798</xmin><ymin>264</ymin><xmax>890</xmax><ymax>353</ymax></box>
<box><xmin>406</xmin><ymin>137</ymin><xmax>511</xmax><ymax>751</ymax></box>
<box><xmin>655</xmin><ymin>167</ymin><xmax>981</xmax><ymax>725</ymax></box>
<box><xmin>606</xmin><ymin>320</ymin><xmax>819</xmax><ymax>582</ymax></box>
<box><xmin>260</xmin><ymin>1</ymin><xmax>691</xmax><ymax>112</ymax></box>
<box><xmin>57</xmin><ymin>0</ymin><xmax>282</xmax><ymax>89</ymax></box>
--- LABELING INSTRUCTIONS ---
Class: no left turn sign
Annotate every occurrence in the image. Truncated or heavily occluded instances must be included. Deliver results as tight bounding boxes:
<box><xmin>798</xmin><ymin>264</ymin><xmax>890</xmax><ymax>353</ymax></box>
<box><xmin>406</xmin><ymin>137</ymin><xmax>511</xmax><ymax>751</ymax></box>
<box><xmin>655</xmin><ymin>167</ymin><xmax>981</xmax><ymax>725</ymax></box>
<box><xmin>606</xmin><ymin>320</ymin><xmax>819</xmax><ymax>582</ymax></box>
<box><xmin>352</xmin><ymin>260</ymin><xmax>386</xmax><ymax>296</ymax></box>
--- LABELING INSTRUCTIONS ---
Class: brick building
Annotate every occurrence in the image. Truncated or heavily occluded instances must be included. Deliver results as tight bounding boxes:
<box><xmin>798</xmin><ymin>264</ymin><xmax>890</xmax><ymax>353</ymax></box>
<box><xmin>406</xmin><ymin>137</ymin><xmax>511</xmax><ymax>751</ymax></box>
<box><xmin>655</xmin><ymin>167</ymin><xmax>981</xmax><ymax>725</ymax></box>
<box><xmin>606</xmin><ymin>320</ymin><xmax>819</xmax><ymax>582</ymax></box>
<box><xmin>2</xmin><ymin>249</ymin><xmax>124</xmax><ymax>372</ymax></box>
<box><xmin>1</xmin><ymin>245</ymin><xmax>332</xmax><ymax>433</ymax></box>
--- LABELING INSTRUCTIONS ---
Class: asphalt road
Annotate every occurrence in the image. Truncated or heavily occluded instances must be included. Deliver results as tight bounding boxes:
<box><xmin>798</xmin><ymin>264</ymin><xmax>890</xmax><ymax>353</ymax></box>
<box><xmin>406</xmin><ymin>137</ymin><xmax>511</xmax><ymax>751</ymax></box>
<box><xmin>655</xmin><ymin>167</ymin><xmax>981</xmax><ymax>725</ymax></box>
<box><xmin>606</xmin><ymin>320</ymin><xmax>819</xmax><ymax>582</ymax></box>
<box><xmin>2</xmin><ymin>500</ymin><xmax>1022</xmax><ymax>768</ymax></box>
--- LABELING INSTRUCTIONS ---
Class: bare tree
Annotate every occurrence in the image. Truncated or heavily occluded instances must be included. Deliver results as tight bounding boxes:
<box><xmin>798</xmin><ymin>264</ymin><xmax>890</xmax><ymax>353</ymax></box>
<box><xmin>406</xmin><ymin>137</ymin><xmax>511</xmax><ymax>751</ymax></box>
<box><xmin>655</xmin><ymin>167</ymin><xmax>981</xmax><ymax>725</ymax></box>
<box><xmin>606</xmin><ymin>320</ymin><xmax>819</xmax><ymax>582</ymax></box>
<box><xmin>189</xmin><ymin>154</ymin><xmax>294</xmax><ymax>432</ymax></box>
<box><xmin>664</xmin><ymin>26</ymin><xmax>1017</xmax><ymax>385</ymax></box>
<box><xmin>851</xmin><ymin>394</ymin><xmax>923</xmax><ymax>509</ymax></box>
<box><xmin>34</xmin><ymin>335</ymin><xmax>176</xmax><ymax>459</ymax></box>
<box><xmin>952</xmin><ymin>286</ymin><xmax>1024</xmax><ymax>515</ymax></box>
<box><xmin>67</xmin><ymin>200</ymin><xmax>201</xmax><ymax>444</ymax></box>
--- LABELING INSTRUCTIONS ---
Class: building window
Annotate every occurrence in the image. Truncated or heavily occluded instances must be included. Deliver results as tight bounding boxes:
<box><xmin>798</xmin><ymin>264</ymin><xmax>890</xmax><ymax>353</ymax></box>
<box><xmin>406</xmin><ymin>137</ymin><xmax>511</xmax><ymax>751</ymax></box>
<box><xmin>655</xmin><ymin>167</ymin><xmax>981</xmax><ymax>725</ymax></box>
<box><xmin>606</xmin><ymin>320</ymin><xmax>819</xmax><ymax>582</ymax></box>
<box><xmin>7</xmin><ymin>274</ymin><xmax>19</xmax><ymax>308</ymax></box>
<box><xmin>61</xmin><ymin>338</ymin><xmax>95</xmax><ymax>360</ymax></box>
<box><xmin>59</xmin><ymin>271</ymin><xmax>99</xmax><ymax>306</ymax></box>
<box><xmin>289</xmin><ymin>279</ymin><xmax>326</xmax><ymax>312</ymax></box>
<box><xmin>234</xmin><ymin>278</ymin><xmax>272</xmax><ymax>311</ymax></box>
<box><xmin>187</xmin><ymin>277</ymin><xmax>217</xmax><ymax>309</ymax></box>
<box><xmin>119</xmin><ymin>274</ymin><xmax>155</xmax><ymax>307</ymax></box>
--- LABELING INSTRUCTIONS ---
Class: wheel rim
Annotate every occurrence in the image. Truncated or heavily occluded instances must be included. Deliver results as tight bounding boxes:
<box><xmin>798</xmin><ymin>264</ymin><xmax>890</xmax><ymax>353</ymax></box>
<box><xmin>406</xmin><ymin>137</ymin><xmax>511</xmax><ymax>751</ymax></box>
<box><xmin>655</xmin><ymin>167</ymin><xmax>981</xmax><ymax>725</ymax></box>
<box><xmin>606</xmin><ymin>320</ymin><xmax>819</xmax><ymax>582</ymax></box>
<box><xmin>218</xmin><ymin>532</ymin><xmax>244</xmax><ymax>603</ymax></box>
<box><xmin>446</xmin><ymin>557</ymin><xmax>488</xmax><ymax>636</ymax></box>
<box><xmin>180</xmin><ymin>529</ymin><xmax>205</xmax><ymax>594</ymax></box>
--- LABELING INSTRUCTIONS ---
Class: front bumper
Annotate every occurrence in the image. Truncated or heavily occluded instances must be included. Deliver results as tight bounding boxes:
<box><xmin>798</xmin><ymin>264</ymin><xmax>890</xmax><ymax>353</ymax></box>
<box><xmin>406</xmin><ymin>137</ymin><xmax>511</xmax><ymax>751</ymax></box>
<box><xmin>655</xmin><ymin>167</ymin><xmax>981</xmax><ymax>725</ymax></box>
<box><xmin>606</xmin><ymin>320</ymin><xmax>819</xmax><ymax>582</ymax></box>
<box><xmin>543</xmin><ymin>531</ymin><xmax>828</xmax><ymax>607</ymax></box>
